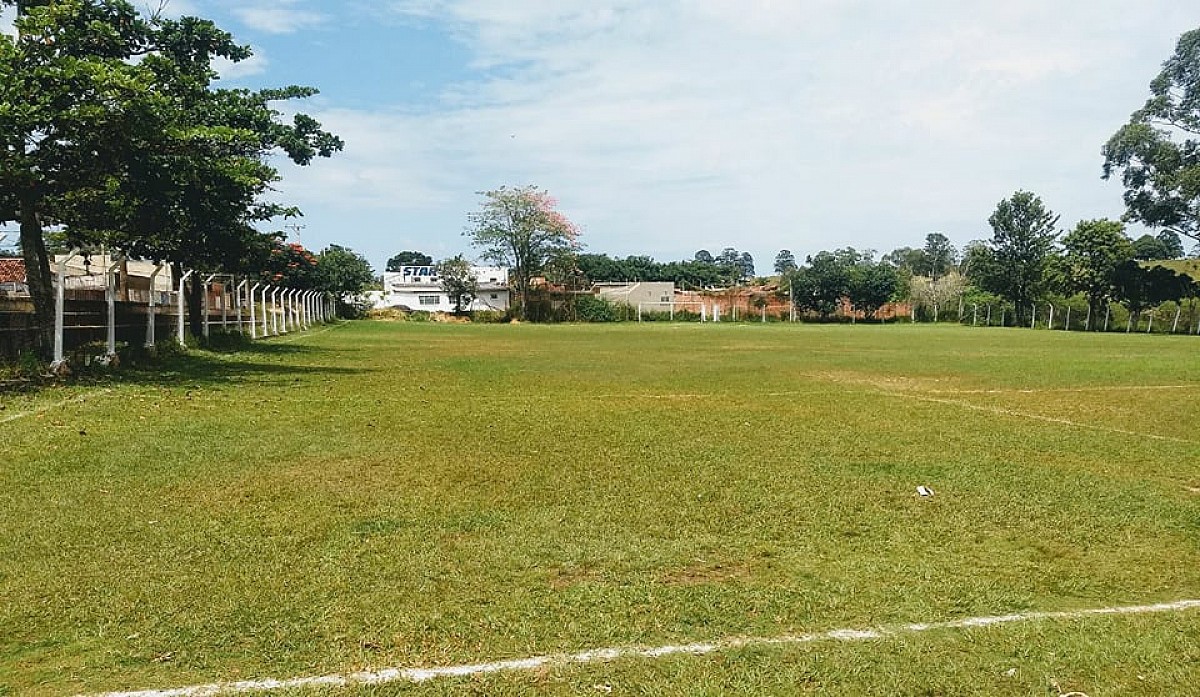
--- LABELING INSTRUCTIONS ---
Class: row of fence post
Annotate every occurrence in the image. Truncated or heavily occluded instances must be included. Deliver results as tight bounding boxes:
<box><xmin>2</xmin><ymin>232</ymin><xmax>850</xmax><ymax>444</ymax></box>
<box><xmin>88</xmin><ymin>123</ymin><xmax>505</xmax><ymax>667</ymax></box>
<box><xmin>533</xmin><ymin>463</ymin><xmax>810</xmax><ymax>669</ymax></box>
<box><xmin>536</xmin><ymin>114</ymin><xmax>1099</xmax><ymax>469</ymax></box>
<box><xmin>50</xmin><ymin>249</ymin><xmax>336</xmax><ymax>368</ymax></box>
<box><xmin>963</xmin><ymin>301</ymin><xmax>1200</xmax><ymax>335</ymax></box>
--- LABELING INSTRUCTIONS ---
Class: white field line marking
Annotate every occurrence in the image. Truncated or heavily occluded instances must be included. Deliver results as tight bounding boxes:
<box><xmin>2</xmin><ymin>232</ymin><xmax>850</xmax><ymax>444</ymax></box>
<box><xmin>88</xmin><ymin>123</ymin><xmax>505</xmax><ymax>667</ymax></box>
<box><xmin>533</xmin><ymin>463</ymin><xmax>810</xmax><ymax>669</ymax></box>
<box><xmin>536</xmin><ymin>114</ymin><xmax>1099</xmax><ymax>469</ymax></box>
<box><xmin>926</xmin><ymin>384</ymin><xmax>1200</xmax><ymax>395</ymax></box>
<box><xmin>0</xmin><ymin>388</ymin><xmax>113</xmax><ymax>426</ymax></box>
<box><xmin>884</xmin><ymin>391</ymin><xmax>1195</xmax><ymax>445</ymax></box>
<box><xmin>83</xmin><ymin>599</ymin><xmax>1200</xmax><ymax>697</ymax></box>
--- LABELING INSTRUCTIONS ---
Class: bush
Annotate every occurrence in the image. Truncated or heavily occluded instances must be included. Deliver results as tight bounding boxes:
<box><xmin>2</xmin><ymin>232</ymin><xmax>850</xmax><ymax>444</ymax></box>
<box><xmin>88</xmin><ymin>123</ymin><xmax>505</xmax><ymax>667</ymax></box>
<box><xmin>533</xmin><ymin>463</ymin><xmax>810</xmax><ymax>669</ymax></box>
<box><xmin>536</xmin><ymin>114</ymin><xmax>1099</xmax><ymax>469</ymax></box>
<box><xmin>575</xmin><ymin>295</ymin><xmax>619</xmax><ymax>322</ymax></box>
<box><xmin>471</xmin><ymin>310</ymin><xmax>506</xmax><ymax>324</ymax></box>
<box><xmin>0</xmin><ymin>350</ymin><xmax>44</xmax><ymax>383</ymax></box>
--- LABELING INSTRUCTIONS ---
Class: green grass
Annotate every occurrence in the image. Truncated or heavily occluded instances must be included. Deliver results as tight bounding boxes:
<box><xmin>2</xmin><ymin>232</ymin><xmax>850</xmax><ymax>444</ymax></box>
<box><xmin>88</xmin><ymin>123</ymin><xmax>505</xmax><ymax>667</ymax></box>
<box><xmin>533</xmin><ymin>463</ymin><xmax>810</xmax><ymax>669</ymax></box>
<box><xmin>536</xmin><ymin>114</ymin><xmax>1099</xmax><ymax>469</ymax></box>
<box><xmin>1</xmin><ymin>322</ymin><xmax>1198</xmax><ymax>695</ymax></box>
<box><xmin>1146</xmin><ymin>258</ymin><xmax>1200</xmax><ymax>281</ymax></box>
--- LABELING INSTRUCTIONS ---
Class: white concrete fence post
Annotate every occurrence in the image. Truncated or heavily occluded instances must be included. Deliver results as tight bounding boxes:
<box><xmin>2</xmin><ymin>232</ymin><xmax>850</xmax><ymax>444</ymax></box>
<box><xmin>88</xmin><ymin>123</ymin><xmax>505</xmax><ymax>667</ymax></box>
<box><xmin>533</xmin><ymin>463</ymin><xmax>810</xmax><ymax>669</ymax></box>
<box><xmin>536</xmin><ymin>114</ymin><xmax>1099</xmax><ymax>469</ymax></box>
<box><xmin>146</xmin><ymin>262</ymin><xmax>165</xmax><ymax>347</ymax></box>
<box><xmin>52</xmin><ymin>248</ymin><xmax>82</xmax><ymax>368</ymax></box>
<box><xmin>105</xmin><ymin>255</ymin><xmax>125</xmax><ymax>358</ymax></box>
<box><xmin>203</xmin><ymin>274</ymin><xmax>217</xmax><ymax>339</ymax></box>
<box><xmin>177</xmin><ymin>269</ymin><xmax>194</xmax><ymax>345</ymax></box>
<box><xmin>235</xmin><ymin>279</ymin><xmax>247</xmax><ymax>334</ymax></box>
<box><xmin>269</xmin><ymin>287</ymin><xmax>280</xmax><ymax>336</ymax></box>
<box><xmin>250</xmin><ymin>283</ymin><xmax>261</xmax><ymax>339</ymax></box>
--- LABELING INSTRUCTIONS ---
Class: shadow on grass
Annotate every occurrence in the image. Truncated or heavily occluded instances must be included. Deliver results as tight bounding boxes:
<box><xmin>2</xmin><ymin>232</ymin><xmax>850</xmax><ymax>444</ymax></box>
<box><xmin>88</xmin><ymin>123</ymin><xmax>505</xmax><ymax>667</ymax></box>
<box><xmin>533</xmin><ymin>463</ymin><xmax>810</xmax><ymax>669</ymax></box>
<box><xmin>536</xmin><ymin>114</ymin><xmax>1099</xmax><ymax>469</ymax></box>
<box><xmin>130</xmin><ymin>345</ymin><xmax>366</xmax><ymax>388</ymax></box>
<box><xmin>59</xmin><ymin>339</ymin><xmax>370</xmax><ymax>392</ymax></box>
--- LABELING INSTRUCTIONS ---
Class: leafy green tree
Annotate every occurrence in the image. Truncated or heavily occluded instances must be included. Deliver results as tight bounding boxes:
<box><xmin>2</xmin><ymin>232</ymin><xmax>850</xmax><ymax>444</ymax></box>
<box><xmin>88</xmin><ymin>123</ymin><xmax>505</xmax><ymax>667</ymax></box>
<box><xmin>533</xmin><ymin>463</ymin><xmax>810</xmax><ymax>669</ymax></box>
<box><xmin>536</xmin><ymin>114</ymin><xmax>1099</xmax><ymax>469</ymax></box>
<box><xmin>82</xmin><ymin>20</ymin><xmax>339</xmax><ymax>336</ymax></box>
<box><xmin>0</xmin><ymin>2</ymin><xmax>342</xmax><ymax>341</ymax></box>
<box><xmin>694</xmin><ymin>249</ymin><xmax>714</xmax><ymax>264</ymax></box>
<box><xmin>386</xmin><ymin>251</ymin><xmax>433</xmax><ymax>271</ymax></box>
<box><xmin>576</xmin><ymin>253</ymin><xmax>624</xmax><ymax>283</ymax></box>
<box><xmin>919</xmin><ymin>233</ymin><xmax>957</xmax><ymax>279</ymax></box>
<box><xmin>715</xmin><ymin>247</ymin><xmax>740</xmax><ymax>285</ymax></box>
<box><xmin>466</xmin><ymin>185</ymin><xmax>580</xmax><ymax>320</ymax></box>
<box><xmin>1103</xmin><ymin>28</ymin><xmax>1200</xmax><ymax>243</ymax></box>
<box><xmin>0</xmin><ymin>0</ymin><xmax>155</xmax><ymax>351</ymax></box>
<box><xmin>739</xmin><ymin>252</ymin><xmax>756</xmax><ymax>281</ymax></box>
<box><xmin>1158</xmin><ymin>230</ymin><xmax>1186</xmax><ymax>259</ymax></box>
<box><xmin>658</xmin><ymin>259</ymin><xmax>722</xmax><ymax>289</ymax></box>
<box><xmin>774</xmin><ymin>249</ymin><xmax>797</xmax><ymax>274</ymax></box>
<box><xmin>848</xmin><ymin>261</ymin><xmax>899</xmax><ymax>319</ymax></box>
<box><xmin>317</xmin><ymin>244</ymin><xmax>375</xmax><ymax>296</ymax></box>
<box><xmin>1061</xmin><ymin>219</ymin><xmax>1134</xmax><ymax>323</ymax></box>
<box><xmin>1131</xmin><ymin>234</ymin><xmax>1171</xmax><ymax>261</ymax></box>
<box><xmin>436</xmin><ymin>255</ymin><xmax>479</xmax><ymax>314</ymax></box>
<box><xmin>793</xmin><ymin>250</ymin><xmax>854</xmax><ymax>317</ymax></box>
<box><xmin>882</xmin><ymin>246</ymin><xmax>924</xmax><ymax>272</ymax></box>
<box><xmin>973</xmin><ymin>191</ymin><xmax>1060</xmax><ymax>325</ymax></box>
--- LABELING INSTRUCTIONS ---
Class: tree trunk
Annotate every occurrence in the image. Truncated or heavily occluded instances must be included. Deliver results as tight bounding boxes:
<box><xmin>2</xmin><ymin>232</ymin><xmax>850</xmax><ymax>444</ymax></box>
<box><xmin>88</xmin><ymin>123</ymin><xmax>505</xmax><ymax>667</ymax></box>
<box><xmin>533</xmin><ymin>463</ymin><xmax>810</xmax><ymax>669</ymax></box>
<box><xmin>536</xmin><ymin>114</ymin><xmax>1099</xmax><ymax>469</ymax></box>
<box><xmin>187</xmin><ymin>275</ymin><xmax>204</xmax><ymax>338</ymax></box>
<box><xmin>18</xmin><ymin>189</ymin><xmax>55</xmax><ymax>357</ymax></box>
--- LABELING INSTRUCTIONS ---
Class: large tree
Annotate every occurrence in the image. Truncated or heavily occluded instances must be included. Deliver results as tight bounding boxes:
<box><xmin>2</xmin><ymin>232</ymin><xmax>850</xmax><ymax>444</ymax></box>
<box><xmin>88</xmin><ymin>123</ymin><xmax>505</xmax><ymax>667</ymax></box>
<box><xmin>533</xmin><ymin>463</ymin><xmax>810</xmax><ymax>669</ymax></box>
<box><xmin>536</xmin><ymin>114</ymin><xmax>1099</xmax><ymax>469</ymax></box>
<box><xmin>919</xmin><ymin>233</ymin><xmax>957</xmax><ymax>279</ymax></box>
<box><xmin>466</xmin><ymin>185</ymin><xmax>580</xmax><ymax>320</ymax></box>
<box><xmin>791</xmin><ymin>249</ymin><xmax>856</xmax><ymax>317</ymax></box>
<box><xmin>316</xmin><ymin>244</ymin><xmax>375</xmax><ymax>297</ymax></box>
<box><xmin>971</xmin><ymin>191</ymin><xmax>1060</xmax><ymax>325</ymax></box>
<box><xmin>848</xmin><ymin>260</ymin><xmax>900</xmax><ymax>319</ymax></box>
<box><xmin>437</xmin><ymin>255</ymin><xmax>478</xmax><ymax>314</ymax></box>
<box><xmin>386</xmin><ymin>251</ymin><xmax>433</xmax><ymax>271</ymax></box>
<box><xmin>0</xmin><ymin>2</ymin><xmax>342</xmax><ymax>344</ymax></box>
<box><xmin>774</xmin><ymin>249</ymin><xmax>797</xmax><ymax>274</ymax></box>
<box><xmin>1131</xmin><ymin>233</ymin><xmax>1172</xmax><ymax>261</ymax></box>
<box><xmin>0</xmin><ymin>0</ymin><xmax>156</xmax><ymax>351</ymax></box>
<box><xmin>1060</xmin><ymin>219</ymin><xmax>1133</xmax><ymax>323</ymax></box>
<box><xmin>1103</xmin><ymin>27</ymin><xmax>1200</xmax><ymax>242</ymax></box>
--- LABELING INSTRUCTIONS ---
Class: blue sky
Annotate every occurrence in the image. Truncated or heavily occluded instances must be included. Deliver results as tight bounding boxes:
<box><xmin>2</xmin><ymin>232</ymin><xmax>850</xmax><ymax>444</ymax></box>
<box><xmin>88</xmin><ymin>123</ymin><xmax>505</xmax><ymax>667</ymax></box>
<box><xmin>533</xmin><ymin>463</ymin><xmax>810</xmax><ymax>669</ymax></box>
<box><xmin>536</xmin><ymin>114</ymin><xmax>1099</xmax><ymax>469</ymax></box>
<box><xmin>6</xmin><ymin>1</ymin><xmax>1200</xmax><ymax>272</ymax></box>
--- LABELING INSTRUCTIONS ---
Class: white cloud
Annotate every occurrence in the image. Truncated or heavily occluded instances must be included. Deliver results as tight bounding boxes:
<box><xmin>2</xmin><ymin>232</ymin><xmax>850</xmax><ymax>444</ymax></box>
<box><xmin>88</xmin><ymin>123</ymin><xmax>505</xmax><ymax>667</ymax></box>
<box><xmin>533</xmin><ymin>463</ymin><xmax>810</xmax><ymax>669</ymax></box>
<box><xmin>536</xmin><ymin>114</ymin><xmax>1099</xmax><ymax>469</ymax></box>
<box><xmin>151</xmin><ymin>0</ymin><xmax>201</xmax><ymax>19</ymax></box>
<box><xmin>232</xmin><ymin>1</ymin><xmax>325</xmax><ymax>34</ymax></box>
<box><xmin>214</xmin><ymin>49</ymin><xmax>268</xmax><ymax>80</ymax></box>
<box><xmin>1</xmin><ymin>5</ymin><xmax>16</xmax><ymax>36</ymax></box>
<box><xmin>282</xmin><ymin>1</ymin><xmax>1200</xmax><ymax>268</ymax></box>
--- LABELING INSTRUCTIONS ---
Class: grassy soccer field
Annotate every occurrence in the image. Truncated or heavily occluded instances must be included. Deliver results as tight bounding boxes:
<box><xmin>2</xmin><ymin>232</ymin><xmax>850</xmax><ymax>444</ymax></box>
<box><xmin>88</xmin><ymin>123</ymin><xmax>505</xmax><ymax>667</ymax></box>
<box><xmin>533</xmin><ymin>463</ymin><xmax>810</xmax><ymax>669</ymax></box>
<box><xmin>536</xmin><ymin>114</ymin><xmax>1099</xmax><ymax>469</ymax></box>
<box><xmin>2</xmin><ymin>321</ymin><xmax>1199</xmax><ymax>696</ymax></box>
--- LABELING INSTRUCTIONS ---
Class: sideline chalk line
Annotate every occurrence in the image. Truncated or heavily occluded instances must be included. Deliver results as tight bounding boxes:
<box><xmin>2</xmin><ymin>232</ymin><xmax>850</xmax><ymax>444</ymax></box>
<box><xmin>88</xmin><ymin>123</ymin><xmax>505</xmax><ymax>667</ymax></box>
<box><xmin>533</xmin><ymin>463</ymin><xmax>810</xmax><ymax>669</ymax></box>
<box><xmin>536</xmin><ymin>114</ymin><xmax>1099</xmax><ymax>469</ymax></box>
<box><xmin>82</xmin><ymin>599</ymin><xmax>1200</xmax><ymax>697</ymax></box>
<box><xmin>880</xmin><ymin>391</ymin><xmax>1195</xmax><ymax>445</ymax></box>
<box><xmin>925</xmin><ymin>384</ymin><xmax>1199</xmax><ymax>395</ymax></box>
<box><xmin>0</xmin><ymin>388</ymin><xmax>113</xmax><ymax>426</ymax></box>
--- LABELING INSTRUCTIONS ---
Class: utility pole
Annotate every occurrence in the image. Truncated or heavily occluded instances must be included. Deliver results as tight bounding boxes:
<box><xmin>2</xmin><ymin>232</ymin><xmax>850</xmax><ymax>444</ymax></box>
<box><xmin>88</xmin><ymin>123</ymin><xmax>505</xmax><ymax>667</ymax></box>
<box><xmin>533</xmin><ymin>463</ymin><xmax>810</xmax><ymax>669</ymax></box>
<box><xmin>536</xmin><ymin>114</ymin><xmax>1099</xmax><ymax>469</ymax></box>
<box><xmin>285</xmin><ymin>223</ymin><xmax>306</xmax><ymax>246</ymax></box>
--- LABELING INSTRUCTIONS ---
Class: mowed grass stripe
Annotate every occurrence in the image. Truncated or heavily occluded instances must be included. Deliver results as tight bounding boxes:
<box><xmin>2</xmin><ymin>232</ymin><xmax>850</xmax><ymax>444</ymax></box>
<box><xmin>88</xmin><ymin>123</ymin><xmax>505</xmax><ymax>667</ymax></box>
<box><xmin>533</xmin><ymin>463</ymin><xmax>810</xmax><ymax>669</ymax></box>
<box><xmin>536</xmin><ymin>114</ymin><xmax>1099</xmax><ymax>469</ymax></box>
<box><xmin>2</xmin><ymin>322</ymin><xmax>1198</xmax><ymax>696</ymax></box>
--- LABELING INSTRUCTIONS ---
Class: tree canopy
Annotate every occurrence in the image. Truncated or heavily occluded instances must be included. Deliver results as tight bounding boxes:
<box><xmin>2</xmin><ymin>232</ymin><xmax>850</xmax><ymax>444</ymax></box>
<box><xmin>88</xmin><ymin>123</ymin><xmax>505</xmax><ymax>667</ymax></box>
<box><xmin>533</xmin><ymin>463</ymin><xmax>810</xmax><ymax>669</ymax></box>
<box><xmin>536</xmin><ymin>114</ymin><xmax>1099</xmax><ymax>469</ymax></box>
<box><xmin>387</xmin><ymin>251</ymin><xmax>433</xmax><ymax>271</ymax></box>
<box><xmin>466</xmin><ymin>185</ymin><xmax>580</xmax><ymax>320</ymax></box>
<box><xmin>1060</xmin><ymin>219</ymin><xmax>1133</xmax><ymax>317</ymax></box>
<box><xmin>1103</xmin><ymin>27</ymin><xmax>1200</xmax><ymax>242</ymax></box>
<box><xmin>971</xmin><ymin>191</ymin><xmax>1060</xmax><ymax>324</ymax></box>
<box><xmin>0</xmin><ymin>0</ymin><xmax>342</xmax><ymax>347</ymax></box>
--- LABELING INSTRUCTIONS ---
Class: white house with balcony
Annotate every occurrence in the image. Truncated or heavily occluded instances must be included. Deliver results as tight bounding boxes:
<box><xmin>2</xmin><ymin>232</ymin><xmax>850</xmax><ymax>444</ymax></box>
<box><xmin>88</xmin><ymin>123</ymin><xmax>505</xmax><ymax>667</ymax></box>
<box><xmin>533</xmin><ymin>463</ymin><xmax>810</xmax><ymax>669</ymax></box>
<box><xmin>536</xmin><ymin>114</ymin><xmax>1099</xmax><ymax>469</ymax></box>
<box><xmin>375</xmin><ymin>265</ymin><xmax>510</xmax><ymax>312</ymax></box>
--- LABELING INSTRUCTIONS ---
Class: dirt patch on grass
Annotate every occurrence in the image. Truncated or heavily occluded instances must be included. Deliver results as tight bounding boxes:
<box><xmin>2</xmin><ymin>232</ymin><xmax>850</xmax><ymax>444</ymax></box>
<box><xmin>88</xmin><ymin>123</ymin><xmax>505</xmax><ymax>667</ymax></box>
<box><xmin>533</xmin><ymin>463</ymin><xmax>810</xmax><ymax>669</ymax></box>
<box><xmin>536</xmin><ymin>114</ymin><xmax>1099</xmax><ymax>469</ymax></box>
<box><xmin>658</xmin><ymin>560</ymin><xmax>752</xmax><ymax>587</ymax></box>
<box><xmin>549</xmin><ymin>565</ymin><xmax>603</xmax><ymax>590</ymax></box>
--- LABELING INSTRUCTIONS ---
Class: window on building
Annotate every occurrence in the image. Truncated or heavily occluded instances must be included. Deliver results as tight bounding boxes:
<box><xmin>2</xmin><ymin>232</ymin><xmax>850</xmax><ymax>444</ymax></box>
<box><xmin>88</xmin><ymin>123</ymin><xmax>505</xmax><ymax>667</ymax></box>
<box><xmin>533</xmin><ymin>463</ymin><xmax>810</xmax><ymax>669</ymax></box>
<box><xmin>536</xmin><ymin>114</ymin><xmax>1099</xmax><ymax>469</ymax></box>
<box><xmin>490</xmin><ymin>293</ymin><xmax>498</xmax><ymax>299</ymax></box>
<box><xmin>418</xmin><ymin>295</ymin><xmax>440</xmax><ymax>305</ymax></box>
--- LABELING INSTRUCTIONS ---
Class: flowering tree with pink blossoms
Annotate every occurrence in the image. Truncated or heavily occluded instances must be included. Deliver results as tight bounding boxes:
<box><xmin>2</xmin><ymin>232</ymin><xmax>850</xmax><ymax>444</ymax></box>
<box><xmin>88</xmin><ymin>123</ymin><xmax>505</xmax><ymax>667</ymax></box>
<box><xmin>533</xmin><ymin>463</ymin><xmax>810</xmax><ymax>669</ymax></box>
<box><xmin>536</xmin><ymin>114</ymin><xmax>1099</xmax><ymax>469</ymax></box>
<box><xmin>466</xmin><ymin>185</ymin><xmax>581</xmax><ymax>320</ymax></box>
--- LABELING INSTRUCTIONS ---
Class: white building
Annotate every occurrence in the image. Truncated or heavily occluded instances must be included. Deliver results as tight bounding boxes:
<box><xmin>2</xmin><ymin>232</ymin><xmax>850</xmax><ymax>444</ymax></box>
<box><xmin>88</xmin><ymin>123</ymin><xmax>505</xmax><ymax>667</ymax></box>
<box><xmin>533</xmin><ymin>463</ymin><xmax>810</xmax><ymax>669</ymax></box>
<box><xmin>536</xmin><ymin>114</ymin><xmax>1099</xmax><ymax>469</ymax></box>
<box><xmin>376</xmin><ymin>265</ymin><xmax>510</xmax><ymax>313</ymax></box>
<box><xmin>594</xmin><ymin>281</ymin><xmax>675</xmax><ymax>306</ymax></box>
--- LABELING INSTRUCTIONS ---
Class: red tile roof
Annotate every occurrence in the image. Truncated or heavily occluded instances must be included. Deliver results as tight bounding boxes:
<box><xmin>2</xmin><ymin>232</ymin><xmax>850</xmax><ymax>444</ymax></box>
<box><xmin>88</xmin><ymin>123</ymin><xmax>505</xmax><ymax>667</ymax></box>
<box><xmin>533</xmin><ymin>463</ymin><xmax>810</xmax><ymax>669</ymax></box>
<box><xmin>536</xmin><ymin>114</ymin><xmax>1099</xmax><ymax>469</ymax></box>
<box><xmin>0</xmin><ymin>258</ymin><xmax>26</xmax><ymax>283</ymax></box>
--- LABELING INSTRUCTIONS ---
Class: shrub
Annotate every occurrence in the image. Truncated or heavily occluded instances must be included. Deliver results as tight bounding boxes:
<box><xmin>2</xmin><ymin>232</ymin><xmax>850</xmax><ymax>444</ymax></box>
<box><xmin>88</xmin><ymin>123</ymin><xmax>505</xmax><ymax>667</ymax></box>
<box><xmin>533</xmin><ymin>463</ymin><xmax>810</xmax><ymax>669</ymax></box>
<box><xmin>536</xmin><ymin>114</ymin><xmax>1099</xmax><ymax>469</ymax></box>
<box><xmin>471</xmin><ymin>310</ymin><xmax>506</xmax><ymax>324</ymax></box>
<box><xmin>575</xmin><ymin>294</ymin><xmax>619</xmax><ymax>322</ymax></box>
